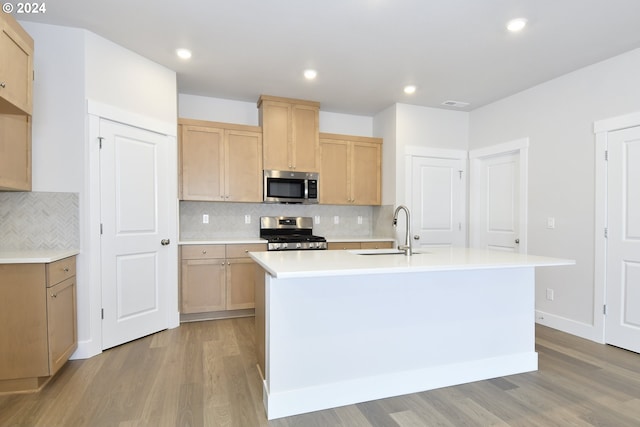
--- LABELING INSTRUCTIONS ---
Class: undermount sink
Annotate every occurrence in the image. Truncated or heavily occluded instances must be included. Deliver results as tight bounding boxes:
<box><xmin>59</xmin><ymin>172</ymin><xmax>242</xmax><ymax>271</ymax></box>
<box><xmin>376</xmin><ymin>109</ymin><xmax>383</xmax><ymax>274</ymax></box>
<box><xmin>352</xmin><ymin>249</ymin><xmax>429</xmax><ymax>256</ymax></box>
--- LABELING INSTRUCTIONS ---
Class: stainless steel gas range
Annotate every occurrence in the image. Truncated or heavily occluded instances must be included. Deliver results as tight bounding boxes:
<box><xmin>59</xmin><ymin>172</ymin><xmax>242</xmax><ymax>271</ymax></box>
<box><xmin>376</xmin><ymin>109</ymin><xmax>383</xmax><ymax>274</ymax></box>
<box><xmin>259</xmin><ymin>216</ymin><xmax>327</xmax><ymax>251</ymax></box>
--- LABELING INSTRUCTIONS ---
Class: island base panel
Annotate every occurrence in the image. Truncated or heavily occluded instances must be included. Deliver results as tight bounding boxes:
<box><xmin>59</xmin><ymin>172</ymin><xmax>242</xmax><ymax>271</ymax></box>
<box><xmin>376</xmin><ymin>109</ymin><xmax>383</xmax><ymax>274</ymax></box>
<box><xmin>259</xmin><ymin>267</ymin><xmax>537</xmax><ymax>420</ymax></box>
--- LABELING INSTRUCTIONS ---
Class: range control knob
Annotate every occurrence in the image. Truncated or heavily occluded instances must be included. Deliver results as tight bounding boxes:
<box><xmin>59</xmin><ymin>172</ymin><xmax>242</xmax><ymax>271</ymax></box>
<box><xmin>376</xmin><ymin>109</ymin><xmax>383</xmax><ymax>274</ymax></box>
<box><xmin>296</xmin><ymin>242</ymin><xmax>302</xmax><ymax>249</ymax></box>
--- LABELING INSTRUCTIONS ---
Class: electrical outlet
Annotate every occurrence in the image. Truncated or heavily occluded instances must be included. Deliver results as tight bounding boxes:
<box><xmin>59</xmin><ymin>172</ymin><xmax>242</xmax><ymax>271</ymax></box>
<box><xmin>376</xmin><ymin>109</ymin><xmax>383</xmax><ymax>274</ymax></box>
<box><xmin>546</xmin><ymin>288</ymin><xmax>554</xmax><ymax>301</ymax></box>
<box><xmin>314</xmin><ymin>215</ymin><xmax>320</xmax><ymax>224</ymax></box>
<box><xmin>202</xmin><ymin>214</ymin><xmax>209</xmax><ymax>224</ymax></box>
<box><xmin>333</xmin><ymin>216</ymin><xmax>339</xmax><ymax>225</ymax></box>
<box><xmin>357</xmin><ymin>216</ymin><xmax>363</xmax><ymax>225</ymax></box>
<box><xmin>547</xmin><ymin>217</ymin><xmax>555</xmax><ymax>229</ymax></box>
<box><xmin>244</xmin><ymin>214</ymin><xmax>251</xmax><ymax>224</ymax></box>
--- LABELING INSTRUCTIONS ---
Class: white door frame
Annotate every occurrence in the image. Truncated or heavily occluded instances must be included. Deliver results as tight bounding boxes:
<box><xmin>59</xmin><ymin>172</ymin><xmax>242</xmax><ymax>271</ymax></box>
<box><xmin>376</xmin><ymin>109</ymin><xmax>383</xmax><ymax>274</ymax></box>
<box><xmin>469</xmin><ymin>138</ymin><xmax>529</xmax><ymax>253</ymax></box>
<box><xmin>404</xmin><ymin>146</ymin><xmax>468</xmax><ymax>247</ymax></box>
<box><xmin>81</xmin><ymin>100</ymin><xmax>179</xmax><ymax>358</ymax></box>
<box><xmin>593</xmin><ymin>110</ymin><xmax>640</xmax><ymax>344</ymax></box>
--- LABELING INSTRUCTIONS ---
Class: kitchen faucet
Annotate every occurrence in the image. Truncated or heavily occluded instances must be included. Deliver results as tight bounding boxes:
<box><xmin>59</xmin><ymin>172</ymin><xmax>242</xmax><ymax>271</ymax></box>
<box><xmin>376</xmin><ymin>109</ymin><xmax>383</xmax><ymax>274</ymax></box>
<box><xmin>392</xmin><ymin>205</ymin><xmax>413</xmax><ymax>256</ymax></box>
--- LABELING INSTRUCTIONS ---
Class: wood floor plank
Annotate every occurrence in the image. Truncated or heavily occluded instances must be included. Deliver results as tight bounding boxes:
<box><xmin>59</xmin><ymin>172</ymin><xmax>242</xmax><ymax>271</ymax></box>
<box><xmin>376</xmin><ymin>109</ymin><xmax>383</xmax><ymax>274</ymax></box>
<box><xmin>1</xmin><ymin>322</ymin><xmax>639</xmax><ymax>426</ymax></box>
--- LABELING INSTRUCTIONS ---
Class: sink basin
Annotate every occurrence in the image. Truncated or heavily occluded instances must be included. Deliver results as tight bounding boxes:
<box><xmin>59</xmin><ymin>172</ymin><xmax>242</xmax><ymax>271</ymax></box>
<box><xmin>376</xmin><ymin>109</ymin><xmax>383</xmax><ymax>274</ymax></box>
<box><xmin>352</xmin><ymin>249</ymin><xmax>429</xmax><ymax>256</ymax></box>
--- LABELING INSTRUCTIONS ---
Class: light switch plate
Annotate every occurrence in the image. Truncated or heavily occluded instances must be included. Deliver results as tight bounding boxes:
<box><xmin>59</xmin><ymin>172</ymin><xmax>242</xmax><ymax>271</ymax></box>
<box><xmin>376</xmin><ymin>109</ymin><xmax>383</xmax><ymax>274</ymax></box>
<box><xmin>333</xmin><ymin>216</ymin><xmax>339</xmax><ymax>225</ymax></box>
<box><xmin>314</xmin><ymin>215</ymin><xmax>320</xmax><ymax>224</ymax></box>
<box><xmin>244</xmin><ymin>214</ymin><xmax>251</xmax><ymax>224</ymax></box>
<box><xmin>202</xmin><ymin>214</ymin><xmax>209</xmax><ymax>224</ymax></box>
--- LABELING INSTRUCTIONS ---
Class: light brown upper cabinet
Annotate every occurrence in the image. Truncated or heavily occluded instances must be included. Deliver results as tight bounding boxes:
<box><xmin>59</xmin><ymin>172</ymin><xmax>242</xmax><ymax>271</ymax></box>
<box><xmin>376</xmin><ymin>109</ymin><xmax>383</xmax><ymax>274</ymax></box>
<box><xmin>179</xmin><ymin>118</ymin><xmax>263</xmax><ymax>202</ymax></box>
<box><xmin>320</xmin><ymin>133</ymin><xmax>382</xmax><ymax>205</ymax></box>
<box><xmin>0</xmin><ymin>12</ymin><xmax>33</xmax><ymax>115</ymax></box>
<box><xmin>0</xmin><ymin>14</ymin><xmax>33</xmax><ymax>191</ymax></box>
<box><xmin>258</xmin><ymin>95</ymin><xmax>320</xmax><ymax>172</ymax></box>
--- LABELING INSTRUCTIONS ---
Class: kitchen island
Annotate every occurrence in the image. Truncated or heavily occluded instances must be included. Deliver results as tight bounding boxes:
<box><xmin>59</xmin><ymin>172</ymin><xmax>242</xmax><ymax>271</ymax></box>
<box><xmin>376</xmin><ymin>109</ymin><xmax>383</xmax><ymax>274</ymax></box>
<box><xmin>249</xmin><ymin>247</ymin><xmax>574</xmax><ymax>420</ymax></box>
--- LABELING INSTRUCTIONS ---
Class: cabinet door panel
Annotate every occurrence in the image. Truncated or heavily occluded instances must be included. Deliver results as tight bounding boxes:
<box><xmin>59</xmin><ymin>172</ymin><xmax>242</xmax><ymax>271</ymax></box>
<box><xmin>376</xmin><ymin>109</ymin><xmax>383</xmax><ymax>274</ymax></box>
<box><xmin>292</xmin><ymin>105</ymin><xmax>319</xmax><ymax>172</ymax></box>
<box><xmin>225</xmin><ymin>130</ymin><xmax>263</xmax><ymax>202</ymax></box>
<box><xmin>320</xmin><ymin>139</ymin><xmax>349</xmax><ymax>204</ymax></box>
<box><xmin>0</xmin><ymin>114</ymin><xmax>31</xmax><ymax>191</ymax></box>
<box><xmin>261</xmin><ymin>101</ymin><xmax>291</xmax><ymax>170</ymax></box>
<box><xmin>0</xmin><ymin>20</ymin><xmax>33</xmax><ymax>114</ymax></box>
<box><xmin>0</xmin><ymin>264</ymin><xmax>48</xmax><ymax>379</ymax></box>
<box><xmin>47</xmin><ymin>277</ymin><xmax>77</xmax><ymax>375</ymax></box>
<box><xmin>180</xmin><ymin>125</ymin><xmax>224</xmax><ymax>201</ymax></box>
<box><xmin>351</xmin><ymin>142</ymin><xmax>381</xmax><ymax>205</ymax></box>
<box><xmin>180</xmin><ymin>259</ymin><xmax>226</xmax><ymax>313</ymax></box>
<box><xmin>226</xmin><ymin>258</ymin><xmax>256</xmax><ymax>310</ymax></box>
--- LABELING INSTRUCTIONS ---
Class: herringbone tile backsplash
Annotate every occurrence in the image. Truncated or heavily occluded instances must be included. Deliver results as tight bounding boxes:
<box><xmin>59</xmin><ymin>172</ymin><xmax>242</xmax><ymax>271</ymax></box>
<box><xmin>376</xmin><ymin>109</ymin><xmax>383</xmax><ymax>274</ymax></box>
<box><xmin>0</xmin><ymin>192</ymin><xmax>79</xmax><ymax>250</ymax></box>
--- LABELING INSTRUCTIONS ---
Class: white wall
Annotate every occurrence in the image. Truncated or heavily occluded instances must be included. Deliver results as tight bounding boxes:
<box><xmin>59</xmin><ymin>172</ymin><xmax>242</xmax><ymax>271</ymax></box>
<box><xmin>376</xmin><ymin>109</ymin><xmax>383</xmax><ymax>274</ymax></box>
<box><xmin>178</xmin><ymin>93</ymin><xmax>373</xmax><ymax>135</ymax></box>
<box><xmin>85</xmin><ymin>32</ymin><xmax>177</xmax><ymax>124</ymax></box>
<box><xmin>373</xmin><ymin>103</ymin><xmax>469</xmax><ymax>207</ymax></box>
<box><xmin>469</xmin><ymin>47</ymin><xmax>640</xmax><ymax>341</ymax></box>
<box><xmin>20</xmin><ymin>22</ymin><xmax>86</xmax><ymax>192</ymax></box>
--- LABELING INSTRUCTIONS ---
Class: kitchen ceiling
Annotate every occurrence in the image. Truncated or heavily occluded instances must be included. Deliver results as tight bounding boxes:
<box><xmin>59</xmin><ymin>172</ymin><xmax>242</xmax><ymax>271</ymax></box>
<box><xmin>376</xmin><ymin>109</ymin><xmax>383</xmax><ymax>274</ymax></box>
<box><xmin>17</xmin><ymin>0</ymin><xmax>640</xmax><ymax>115</ymax></box>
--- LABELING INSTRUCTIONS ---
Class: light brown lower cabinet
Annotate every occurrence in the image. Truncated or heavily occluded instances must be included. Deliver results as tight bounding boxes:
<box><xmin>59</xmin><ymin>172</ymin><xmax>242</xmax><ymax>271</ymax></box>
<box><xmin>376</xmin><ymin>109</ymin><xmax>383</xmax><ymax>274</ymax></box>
<box><xmin>0</xmin><ymin>256</ymin><xmax>77</xmax><ymax>393</ymax></box>
<box><xmin>327</xmin><ymin>241</ymin><xmax>394</xmax><ymax>250</ymax></box>
<box><xmin>180</xmin><ymin>243</ymin><xmax>266</xmax><ymax>320</ymax></box>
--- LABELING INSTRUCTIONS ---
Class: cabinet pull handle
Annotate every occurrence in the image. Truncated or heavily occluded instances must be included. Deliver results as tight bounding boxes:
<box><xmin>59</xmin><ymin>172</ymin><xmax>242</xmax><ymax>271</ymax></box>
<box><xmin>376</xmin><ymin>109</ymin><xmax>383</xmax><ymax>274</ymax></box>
<box><xmin>51</xmin><ymin>293</ymin><xmax>57</xmax><ymax>298</ymax></box>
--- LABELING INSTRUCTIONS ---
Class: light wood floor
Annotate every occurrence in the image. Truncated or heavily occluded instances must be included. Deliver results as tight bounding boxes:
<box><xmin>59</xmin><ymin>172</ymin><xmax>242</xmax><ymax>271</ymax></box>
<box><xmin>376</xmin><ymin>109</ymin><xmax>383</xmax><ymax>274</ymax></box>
<box><xmin>1</xmin><ymin>319</ymin><xmax>639</xmax><ymax>426</ymax></box>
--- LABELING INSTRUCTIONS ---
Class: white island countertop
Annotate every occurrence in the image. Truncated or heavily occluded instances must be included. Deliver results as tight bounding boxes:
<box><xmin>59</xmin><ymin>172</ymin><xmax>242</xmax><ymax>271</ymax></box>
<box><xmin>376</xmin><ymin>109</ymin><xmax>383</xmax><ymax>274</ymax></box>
<box><xmin>249</xmin><ymin>247</ymin><xmax>575</xmax><ymax>279</ymax></box>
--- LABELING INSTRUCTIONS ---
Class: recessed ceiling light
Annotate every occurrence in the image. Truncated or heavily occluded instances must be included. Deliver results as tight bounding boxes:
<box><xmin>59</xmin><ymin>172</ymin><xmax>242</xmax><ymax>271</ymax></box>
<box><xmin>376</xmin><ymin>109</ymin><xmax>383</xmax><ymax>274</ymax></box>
<box><xmin>404</xmin><ymin>85</ymin><xmax>417</xmax><ymax>94</ymax></box>
<box><xmin>304</xmin><ymin>69</ymin><xmax>317</xmax><ymax>80</ymax></box>
<box><xmin>176</xmin><ymin>48</ymin><xmax>192</xmax><ymax>59</ymax></box>
<box><xmin>506</xmin><ymin>18</ymin><xmax>527</xmax><ymax>32</ymax></box>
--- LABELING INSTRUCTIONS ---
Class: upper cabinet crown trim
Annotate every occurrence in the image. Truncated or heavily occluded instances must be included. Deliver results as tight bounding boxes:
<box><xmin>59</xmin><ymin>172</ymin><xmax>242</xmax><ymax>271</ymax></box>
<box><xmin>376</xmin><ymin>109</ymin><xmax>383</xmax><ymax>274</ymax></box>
<box><xmin>319</xmin><ymin>132</ymin><xmax>382</xmax><ymax>144</ymax></box>
<box><xmin>178</xmin><ymin>117</ymin><xmax>261</xmax><ymax>133</ymax></box>
<box><xmin>257</xmin><ymin>95</ymin><xmax>320</xmax><ymax>109</ymax></box>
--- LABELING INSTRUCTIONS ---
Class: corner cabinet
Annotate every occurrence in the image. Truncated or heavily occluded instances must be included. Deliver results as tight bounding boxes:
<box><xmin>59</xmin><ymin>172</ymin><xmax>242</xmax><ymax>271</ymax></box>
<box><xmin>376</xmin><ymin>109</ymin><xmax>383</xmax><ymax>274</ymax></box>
<box><xmin>258</xmin><ymin>95</ymin><xmax>320</xmax><ymax>172</ymax></box>
<box><xmin>319</xmin><ymin>133</ymin><xmax>382</xmax><ymax>205</ymax></box>
<box><xmin>0</xmin><ymin>256</ymin><xmax>77</xmax><ymax>393</ymax></box>
<box><xmin>179</xmin><ymin>243</ymin><xmax>267</xmax><ymax>321</ymax></box>
<box><xmin>0</xmin><ymin>13</ymin><xmax>33</xmax><ymax>191</ymax></box>
<box><xmin>179</xmin><ymin>118</ymin><xmax>263</xmax><ymax>202</ymax></box>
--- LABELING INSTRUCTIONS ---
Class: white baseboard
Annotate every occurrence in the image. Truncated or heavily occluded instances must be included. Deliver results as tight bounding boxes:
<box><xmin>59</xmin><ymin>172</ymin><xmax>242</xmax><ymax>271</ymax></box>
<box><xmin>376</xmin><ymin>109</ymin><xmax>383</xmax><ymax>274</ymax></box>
<box><xmin>535</xmin><ymin>310</ymin><xmax>604</xmax><ymax>343</ymax></box>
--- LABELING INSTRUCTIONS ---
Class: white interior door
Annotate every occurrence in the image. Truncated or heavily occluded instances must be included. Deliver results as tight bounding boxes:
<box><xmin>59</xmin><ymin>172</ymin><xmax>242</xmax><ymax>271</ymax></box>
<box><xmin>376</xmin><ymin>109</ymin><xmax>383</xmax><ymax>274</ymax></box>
<box><xmin>100</xmin><ymin>119</ymin><xmax>171</xmax><ymax>350</ymax></box>
<box><xmin>470</xmin><ymin>141</ymin><xmax>528</xmax><ymax>254</ymax></box>
<box><xmin>606</xmin><ymin>125</ymin><xmax>640</xmax><ymax>353</ymax></box>
<box><xmin>410</xmin><ymin>156</ymin><xmax>466</xmax><ymax>248</ymax></box>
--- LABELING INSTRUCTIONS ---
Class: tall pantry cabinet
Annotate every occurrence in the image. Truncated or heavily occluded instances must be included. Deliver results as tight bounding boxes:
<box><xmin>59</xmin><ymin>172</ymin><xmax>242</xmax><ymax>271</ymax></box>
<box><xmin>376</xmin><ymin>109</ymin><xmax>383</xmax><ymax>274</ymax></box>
<box><xmin>0</xmin><ymin>12</ymin><xmax>33</xmax><ymax>191</ymax></box>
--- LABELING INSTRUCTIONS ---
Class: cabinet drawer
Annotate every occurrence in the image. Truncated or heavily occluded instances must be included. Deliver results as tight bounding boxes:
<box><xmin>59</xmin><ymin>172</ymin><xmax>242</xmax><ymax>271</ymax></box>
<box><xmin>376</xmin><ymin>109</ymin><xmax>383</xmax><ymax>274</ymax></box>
<box><xmin>328</xmin><ymin>242</ymin><xmax>361</xmax><ymax>250</ymax></box>
<box><xmin>181</xmin><ymin>244</ymin><xmax>225</xmax><ymax>260</ymax></box>
<box><xmin>46</xmin><ymin>257</ymin><xmax>76</xmax><ymax>287</ymax></box>
<box><xmin>360</xmin><ymin>241</ymin><xmax>394</xmax><ymax>250</ymax></box>
<box><xmin>226</xmin><ymin>243</ymin><xmax>267</xmax><ymax>258</ymax></box>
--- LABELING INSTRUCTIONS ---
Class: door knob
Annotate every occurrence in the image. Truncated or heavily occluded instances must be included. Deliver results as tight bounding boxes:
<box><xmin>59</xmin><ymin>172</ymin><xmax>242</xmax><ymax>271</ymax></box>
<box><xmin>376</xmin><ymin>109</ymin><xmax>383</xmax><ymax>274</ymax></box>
<box><xmin>161</xmin><ymin>239</ymin><xmax>171</xmax><ymax>246</ymax></box>
<box><xmin>515</xmin><ymin>238</ymin><xmax>520</xmax><ymax>244</ymax></box>
<box><xmin>413</xmin><ymin>235</ymin><xmax>420</xmax><ymax>240</ymax></box>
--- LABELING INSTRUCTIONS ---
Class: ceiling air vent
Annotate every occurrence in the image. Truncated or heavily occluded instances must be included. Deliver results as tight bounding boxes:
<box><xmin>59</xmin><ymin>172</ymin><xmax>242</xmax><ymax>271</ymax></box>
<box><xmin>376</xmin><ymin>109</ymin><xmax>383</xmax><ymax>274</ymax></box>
<box><xmin>441</xmin><ymin>100</ymin><xmax>470</xmax><ymax>108</ymax></box>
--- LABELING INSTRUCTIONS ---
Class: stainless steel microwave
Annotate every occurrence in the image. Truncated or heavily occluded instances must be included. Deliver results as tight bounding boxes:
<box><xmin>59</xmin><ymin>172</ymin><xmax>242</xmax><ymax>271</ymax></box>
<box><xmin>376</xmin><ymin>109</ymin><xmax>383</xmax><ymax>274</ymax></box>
<box><xmin>263</xmin><ymin>170</ymin><xmax>319</xmax><ymax>204</ymax></box>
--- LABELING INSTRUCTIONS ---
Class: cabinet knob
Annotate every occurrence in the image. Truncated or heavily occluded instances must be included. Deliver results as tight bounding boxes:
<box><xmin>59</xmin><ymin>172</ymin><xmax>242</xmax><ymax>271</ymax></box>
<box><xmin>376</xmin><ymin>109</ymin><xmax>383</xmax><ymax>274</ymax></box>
<box><xmin>202</xmin><ymin>250</ymin><xmax>207</xmax><ymax>254</ymax></box>
<box><xmin>51</xmin><ymin>293</ymin><xmax>57</xmax><ymax>298</ymax></box>
<box><xmin>63</xmin><ymin>267</ymin><xmax>70</xmax><ymax>272</ymax></box>
<box><xmin>0</xmin><ymin>82</ymin><xmax>5</xmax><ymax>88</ymax></box>
<box><xmin>245</xmin><ymin>249</ymin><xmax>249</xmax><ymax>253</ymax></box>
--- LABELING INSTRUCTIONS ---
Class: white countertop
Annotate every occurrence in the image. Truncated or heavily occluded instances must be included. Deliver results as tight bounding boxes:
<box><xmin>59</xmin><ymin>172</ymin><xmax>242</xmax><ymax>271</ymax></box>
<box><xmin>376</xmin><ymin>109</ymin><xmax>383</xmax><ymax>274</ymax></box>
<box><xmin>178</xmin><ymin>237</ymin><xmax>394</xmax><ymax>245</ymax></box>
<box><xmin>0</xmin><ymin>249</ymin><xmax>80</xmax><ymax>264</ymax></box>
<box><xmin>249</xmin><ymin>247</ymin><xmax>575</xmax><ymax>279</ymax></box>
